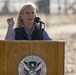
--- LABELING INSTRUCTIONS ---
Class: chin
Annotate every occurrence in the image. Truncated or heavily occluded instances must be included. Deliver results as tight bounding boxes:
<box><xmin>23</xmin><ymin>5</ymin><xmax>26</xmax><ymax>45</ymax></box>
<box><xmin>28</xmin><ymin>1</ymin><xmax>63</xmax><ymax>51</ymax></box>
<box><xmin>28</xmin><ymin>22</ymin><xmax>33</xmax><ymax>25</ymax></box>
<box><xmin>28</xmin><ymin>22</ymin><xmax>33</xmax><ymax>24</ymax></box>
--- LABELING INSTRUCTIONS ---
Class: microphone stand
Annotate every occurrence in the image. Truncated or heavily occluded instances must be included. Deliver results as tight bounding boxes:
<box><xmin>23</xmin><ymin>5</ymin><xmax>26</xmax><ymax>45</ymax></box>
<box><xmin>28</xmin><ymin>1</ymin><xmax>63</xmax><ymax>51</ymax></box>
<box><xmin>40</xmin><ymin>22</ymin><xmax>42</xmax><ymax>40</ymax></box>
<box><xmin>39</xmin><ymin>22</ymin><xmax>45</xmax><ymax>40</ymax></box>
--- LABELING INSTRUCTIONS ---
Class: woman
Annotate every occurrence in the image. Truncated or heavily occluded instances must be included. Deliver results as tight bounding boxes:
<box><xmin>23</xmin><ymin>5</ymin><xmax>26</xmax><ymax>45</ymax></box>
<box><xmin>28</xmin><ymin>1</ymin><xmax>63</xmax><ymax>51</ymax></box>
<box><xmin>5</xmin><ymin>2</ymin><xmax>52</xmax><ymax>40</ymax></box>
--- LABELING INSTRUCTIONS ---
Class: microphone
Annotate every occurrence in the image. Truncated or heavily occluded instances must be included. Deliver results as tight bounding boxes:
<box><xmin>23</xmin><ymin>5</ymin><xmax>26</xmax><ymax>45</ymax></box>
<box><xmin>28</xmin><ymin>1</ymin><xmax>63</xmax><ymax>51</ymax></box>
<box><xmin>34</xmin><ymin>17</ymin><xmax>45</xmax><ymax>24</ymax></box>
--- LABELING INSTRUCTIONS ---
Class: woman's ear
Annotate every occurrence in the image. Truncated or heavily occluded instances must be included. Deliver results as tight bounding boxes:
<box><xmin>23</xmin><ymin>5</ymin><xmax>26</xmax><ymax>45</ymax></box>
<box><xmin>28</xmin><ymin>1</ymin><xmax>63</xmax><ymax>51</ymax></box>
<box><xmin>20</xmin><ymin>14</ymin><xmax>23</xmax><ymax>20</ymax></box>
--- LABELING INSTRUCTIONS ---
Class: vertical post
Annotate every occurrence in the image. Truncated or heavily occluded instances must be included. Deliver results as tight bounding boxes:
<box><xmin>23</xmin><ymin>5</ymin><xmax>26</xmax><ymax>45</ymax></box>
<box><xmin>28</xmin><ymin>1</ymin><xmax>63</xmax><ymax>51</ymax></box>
<box><xmin>64</xmin><ymin>0</ymin><xmax>68</xmax><ymax>14</ymax></box>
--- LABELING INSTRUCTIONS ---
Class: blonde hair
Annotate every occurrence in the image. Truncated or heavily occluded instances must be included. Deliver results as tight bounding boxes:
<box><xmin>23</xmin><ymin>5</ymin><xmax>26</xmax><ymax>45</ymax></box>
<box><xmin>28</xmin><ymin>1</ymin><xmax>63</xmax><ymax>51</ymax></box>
<box><xmin>16</xmin><ymin>2</ymin><xmax>37</xmax><ymax>28</ymax></box>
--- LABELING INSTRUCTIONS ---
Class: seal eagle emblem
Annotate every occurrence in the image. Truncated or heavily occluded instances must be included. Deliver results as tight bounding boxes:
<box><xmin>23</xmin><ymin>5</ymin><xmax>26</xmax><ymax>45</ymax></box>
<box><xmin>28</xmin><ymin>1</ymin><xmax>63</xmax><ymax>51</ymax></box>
<box><xmin>18</xmin><ymin>55</ymin><xmax>47</xmax><ymax>75</ymax></box>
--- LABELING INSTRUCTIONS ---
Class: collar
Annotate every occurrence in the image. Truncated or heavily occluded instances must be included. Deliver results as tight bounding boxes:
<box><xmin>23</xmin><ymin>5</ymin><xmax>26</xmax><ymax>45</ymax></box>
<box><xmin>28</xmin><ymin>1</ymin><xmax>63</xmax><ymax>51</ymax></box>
<box><xmin>22</xmin><ymin>25</ymin><xmax>35</xmax><ymax>35</ymax></box>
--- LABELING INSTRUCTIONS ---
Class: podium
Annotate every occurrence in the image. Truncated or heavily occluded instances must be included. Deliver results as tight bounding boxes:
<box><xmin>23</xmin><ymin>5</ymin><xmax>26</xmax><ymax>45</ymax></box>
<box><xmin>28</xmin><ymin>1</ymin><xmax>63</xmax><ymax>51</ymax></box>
<box><xmin>0</xmin><ymin>40</ymin><xmax>64</xmax><ymax>75</ymax></box>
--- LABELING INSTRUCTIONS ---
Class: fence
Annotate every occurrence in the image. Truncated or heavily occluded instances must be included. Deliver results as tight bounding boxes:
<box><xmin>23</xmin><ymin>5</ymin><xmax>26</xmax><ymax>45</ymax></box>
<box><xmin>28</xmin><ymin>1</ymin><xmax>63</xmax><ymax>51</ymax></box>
<box><xmin>0</xmin><ymin>0</ymin><xmax>76</xmax><ymax>15</ymax></box>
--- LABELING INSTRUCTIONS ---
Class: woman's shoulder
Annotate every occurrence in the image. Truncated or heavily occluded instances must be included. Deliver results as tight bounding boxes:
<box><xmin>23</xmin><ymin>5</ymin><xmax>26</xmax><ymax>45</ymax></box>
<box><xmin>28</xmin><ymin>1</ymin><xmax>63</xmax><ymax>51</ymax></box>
<box><xmin>43</xmin><ymin>30</ymin><xmax>52</xmax><ymax>40</ymax></box>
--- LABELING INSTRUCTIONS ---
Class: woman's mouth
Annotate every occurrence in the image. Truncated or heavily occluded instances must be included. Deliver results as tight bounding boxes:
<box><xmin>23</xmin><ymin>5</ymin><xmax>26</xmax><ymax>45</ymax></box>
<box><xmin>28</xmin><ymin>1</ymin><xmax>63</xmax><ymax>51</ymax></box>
<box><xmin>28</xmin><ymin>19</ymin><xmax>33</xmax><ymax>21</ymax></box>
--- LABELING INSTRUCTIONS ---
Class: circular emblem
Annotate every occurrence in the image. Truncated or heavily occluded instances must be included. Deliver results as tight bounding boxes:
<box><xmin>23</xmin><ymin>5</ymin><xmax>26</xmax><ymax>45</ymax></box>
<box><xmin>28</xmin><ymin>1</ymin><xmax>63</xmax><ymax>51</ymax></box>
<box><xmin>18</xmin><ymin>55</ymin><xmax>47</xmax><ymax>75</ymax></box>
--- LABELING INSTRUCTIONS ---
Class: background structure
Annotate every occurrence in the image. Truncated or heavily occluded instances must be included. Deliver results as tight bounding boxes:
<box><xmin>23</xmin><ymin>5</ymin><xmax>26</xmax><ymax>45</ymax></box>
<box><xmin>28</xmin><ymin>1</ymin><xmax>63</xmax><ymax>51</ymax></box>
<box><xmin>0</xmin><ymin>0</ymin><xmax>76</xmax><ymax>75</ymax></box>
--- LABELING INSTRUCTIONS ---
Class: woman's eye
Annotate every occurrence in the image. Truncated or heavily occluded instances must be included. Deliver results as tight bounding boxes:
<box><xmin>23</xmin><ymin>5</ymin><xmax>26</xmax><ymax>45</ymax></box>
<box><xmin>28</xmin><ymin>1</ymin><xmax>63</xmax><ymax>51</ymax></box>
<box><xmin>25</xmin><ymin>11</ymin><xmax>35</xmax><ymax>14</ymax></box>
<box><xmin>32</xmin><ymin>12</ymin><xmax>34</xmax><ymax>14</ymax></box>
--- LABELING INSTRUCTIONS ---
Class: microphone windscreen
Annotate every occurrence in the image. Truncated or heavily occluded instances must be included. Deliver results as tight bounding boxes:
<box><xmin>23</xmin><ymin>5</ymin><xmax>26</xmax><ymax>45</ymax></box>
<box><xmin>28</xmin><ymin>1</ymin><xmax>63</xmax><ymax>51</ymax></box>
<box><xmin>34</xmin><ymin>17</ymin><xmax>41</xmax><ymax>23</ymax></box>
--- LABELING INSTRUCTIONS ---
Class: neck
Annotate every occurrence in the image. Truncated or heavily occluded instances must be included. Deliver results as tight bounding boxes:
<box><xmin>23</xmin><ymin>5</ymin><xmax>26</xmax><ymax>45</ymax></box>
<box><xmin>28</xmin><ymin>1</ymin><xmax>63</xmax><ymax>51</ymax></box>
<box><xmin>25</xmin><ymin>25</ymin><xmax>33</xmax><ymax>34</ymax></box>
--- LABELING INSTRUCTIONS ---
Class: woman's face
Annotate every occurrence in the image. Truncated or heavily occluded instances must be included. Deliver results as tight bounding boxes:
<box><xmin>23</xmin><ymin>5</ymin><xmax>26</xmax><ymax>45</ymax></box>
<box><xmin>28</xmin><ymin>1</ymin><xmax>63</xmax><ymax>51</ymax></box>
<box><xmin>20</xmin><ymin>6</ymin><xmax>36</xmax><ymax>26</ymax></box>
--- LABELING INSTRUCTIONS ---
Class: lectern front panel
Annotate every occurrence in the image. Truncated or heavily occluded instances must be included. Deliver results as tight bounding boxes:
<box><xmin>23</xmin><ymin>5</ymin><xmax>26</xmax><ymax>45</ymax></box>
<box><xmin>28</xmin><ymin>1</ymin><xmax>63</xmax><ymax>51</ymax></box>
<box><xmin>0</xmin><ymin>41</ymin><xmax>64</xmax><ymax>75</ymax></box>
<box><xmin>0</xmin><ymin>41</ymin><xmax>6</xmax><ymax>75</ymax></box>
